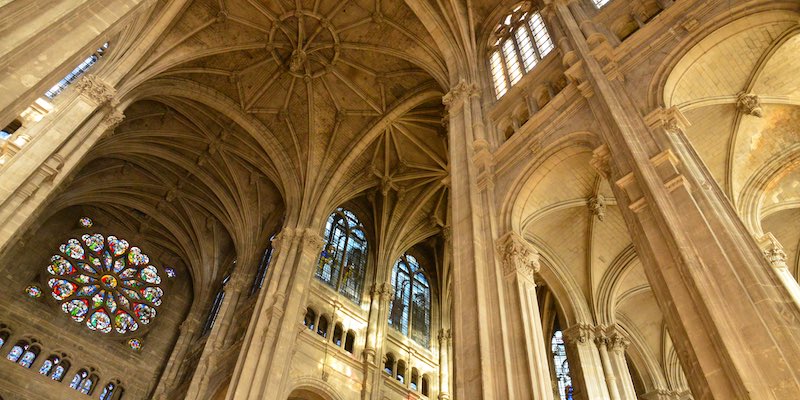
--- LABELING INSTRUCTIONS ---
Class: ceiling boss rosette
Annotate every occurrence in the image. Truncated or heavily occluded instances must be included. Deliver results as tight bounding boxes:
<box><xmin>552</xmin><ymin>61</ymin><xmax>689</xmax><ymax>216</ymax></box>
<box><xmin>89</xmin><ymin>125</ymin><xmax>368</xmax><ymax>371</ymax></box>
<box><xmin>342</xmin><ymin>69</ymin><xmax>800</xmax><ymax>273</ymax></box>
<box><xmin>46</xmin><ymin>218</ymin><xmax>164</xmax><ymax>335</ymax></box>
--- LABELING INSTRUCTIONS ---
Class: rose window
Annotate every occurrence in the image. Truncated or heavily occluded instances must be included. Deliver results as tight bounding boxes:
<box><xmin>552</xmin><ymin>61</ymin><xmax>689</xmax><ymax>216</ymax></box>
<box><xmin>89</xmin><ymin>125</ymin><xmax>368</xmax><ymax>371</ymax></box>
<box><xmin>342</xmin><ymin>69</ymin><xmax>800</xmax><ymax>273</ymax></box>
<box><xmin>46</xmin><ymin>221</ymin><xmax>163</xmax><ymax>335</ymax></box>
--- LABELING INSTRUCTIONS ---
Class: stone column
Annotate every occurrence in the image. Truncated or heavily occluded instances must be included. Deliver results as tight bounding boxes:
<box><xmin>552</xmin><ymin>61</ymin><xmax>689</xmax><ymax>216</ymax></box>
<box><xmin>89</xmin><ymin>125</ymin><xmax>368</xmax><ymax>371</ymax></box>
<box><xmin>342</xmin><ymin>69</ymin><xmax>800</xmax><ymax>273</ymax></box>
<box><xmin>607</xmin><ymin>332</ymin><xmax>637</xmax><ymax>400</ymax></box>
<box><xmin>438</xmin><ymin>328</ymin><xmax>452</xmax><ymax>400</ymax></box>
<box><xmin>759</xmin><ymin>234</ymin><xmax>800</xmax><ymax>310</ymax></box>
<box><xmin>496</xmin><ymin>232</ymin><xmax>554</xmax><ymax>400</ymax></box>
<box><xmin>554</xmin><ymin>1</ymin><xmax>800</xmax><ymax>397</ymax></box>
<box><xmin>152</xmin><ymin>313</ymin><xmax>203</xmax><ymax>399</ymax></box>
<box><xmin>594</xmin><ymin>330</ymin><xmax>622</xmax><ymax>400</ymax></box>
<box><xmin>226</xmin><ymin>227</ymin><xmax>325</xmax><ymax>399</ymax></box>
<box><xmin>362</xmin><ymin>282</ymin><xmax>393</xmax><ymax>400</ymax></box>
<box><xmin>563</xmin><ymin>324</ymin><xmax>612</xmax><ymax>400</ymax></box>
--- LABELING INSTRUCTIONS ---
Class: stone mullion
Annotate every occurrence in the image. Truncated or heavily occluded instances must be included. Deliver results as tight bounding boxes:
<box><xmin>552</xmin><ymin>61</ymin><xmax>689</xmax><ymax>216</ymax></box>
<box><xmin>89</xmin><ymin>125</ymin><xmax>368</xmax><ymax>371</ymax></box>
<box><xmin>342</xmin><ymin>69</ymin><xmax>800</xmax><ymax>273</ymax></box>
<box><xmin>554</xmin><ymin>0</ymin><xmax>800</xmax><ymax>397</ymax></box>
<box><xmin>0</xmin><ymin>0</ymin><xmax>153</xmax><ymax>125</ymax></box>
<box><xmin>496</xmin><ymin>232</ymin><xmax>554</xmax><ymax>400</ymax></box>
<box><xmin>363</xmin><ymin>282</ymin><xmax>392</xmax><ymax>399</ymax></box>
<box><xmin>227</xmin><ymin>228</ymin><xmax>325</xmax><ymax>399</ymax></box>
<box><xmin>563</xmin><ymin>324</ymin><xmax>612</xmax><ymax>400</ymax></box>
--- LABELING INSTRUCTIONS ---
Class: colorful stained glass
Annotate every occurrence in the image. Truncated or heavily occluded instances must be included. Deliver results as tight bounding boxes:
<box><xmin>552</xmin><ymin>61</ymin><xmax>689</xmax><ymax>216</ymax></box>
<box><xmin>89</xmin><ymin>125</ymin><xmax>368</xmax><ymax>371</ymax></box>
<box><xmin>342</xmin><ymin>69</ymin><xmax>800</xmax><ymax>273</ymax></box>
<box><xmin>165</xmin><ymin>267</ymin><xmax>176</xmax><ymax>278</ymax></box>
<box><xmin>52</xmin><ymin>365</ymin><xmax>65</xmax><ymax>381</ymax></box>
<box><xmin>127</xmin><ymin>247</ymin><xmax>149</xmax><ymax>266</ymax></box>
<box><xmin>115</xmin><ymin>312</ymin><xmax>138</xmax><ymax>333</ymax></box>
<box><xmin>25</xmin><ymin>285</ymin><xmax>42</xmax><ymax>298</ymax></box>
<box><xmin>48</xmin><ymin>255</ymin><xmax>75</xmax><ymax>275</ymax></box>
<box><xmin>75</xmin><ymin>285</ymin><xmax>99</xmax><ymax>297</ymax></box>
<box><xmin>78</xmin><ymin>217</ymin><xmax>93</xmax><ymax>228</ymax></box>
<box><xmin>81</xmin><ymin>234</ymin><xmax>104</xmax><ymax>253</ymax></box>
<box><xmin>62</xmin><ymin>299</ymin><xmax>89</xmax><ymax>322</ymax></box>
<box><xmin>50</xmin><ymin>279</ymin><xmax>77</xmax><ymax>300</ymax></box>
<box><xmin>133</xmin><ymin>303</ymin><xmax>155</xmax><ymax>324</ymax></box>
<box><xmin>140</xmin><ymin>266</ymin><xmax>161</xmax><ymax>284</ymax></box>
<box><xmin>91</xmin><ymin>292</ymin><xmax>105</xmax><ymax>309</ymax></box>
<box><xmin>60</xmin><ymin>239</ymin><xmax>85</xmax><ymax>260</ymax></box>
<box><xmin>107</xmin><ymin>236</ymin><xmax>129</xmax><ymax>256</ymax></box>
<box><xmin>19</xmin><ymin>351</ymin><xmax>36</xmax><ymax>367</ymax></box>
<box><xmin>87</xmin><ymin>310</ymin><xmax>112</xmax><ymax>333</ymax></box>
<box><xmin>127</xmin><ymin>338</ymin><xmax>142</xmax><ymax>351</ymax></box>
<box><xmin>6</xmin><ymin>345</ymin><xmax>23</xmax><ymax>362</ymax></box>
<box><xmin>49</xmin><ymin>232</ymin><xmax>164</xmax><ymax>334</ymax></box>
<box><xmin>39</xmin><ymin>359</ymin><xmax>54</xmax><ymax>375</ymax></box>
<box><xmin>119</xmin><ymin>267</ymin><xmax>137</xmax><ymax>279</ymax></box>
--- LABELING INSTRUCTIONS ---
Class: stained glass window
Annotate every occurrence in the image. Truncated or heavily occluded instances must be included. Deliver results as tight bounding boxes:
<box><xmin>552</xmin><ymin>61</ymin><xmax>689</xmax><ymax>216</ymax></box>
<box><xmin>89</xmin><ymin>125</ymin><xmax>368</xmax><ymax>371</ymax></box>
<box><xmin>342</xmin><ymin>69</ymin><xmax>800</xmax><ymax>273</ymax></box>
<box><xmin>6</xmin><ymin>341</ymin><xmax>28</xmax><ymax>363</ymax></box>
<box><xmin>251</xmin><ymin>237</ymin><xmax>275</xmax><ymax>295</ymax></box>
<box><xmin>52</xmin><ymin>363</ymin><xmax>68</xmax><ymax>381</ymax></box>
<box><xmin>70</xmin><ymin>369</ymin><xmax>96</xmax><ymax>394</ymax></box>
<box><xmin>128</xmin><ymin>338</ymin><xmax>142</xmax><ymax>351</ymax></box>
<box><xmin>388</xmin><ymin>253</ymin><xmax>431</xmax><ymax>348</ymax></box>
<box><xmin>18</xmin><ymin>348</ymin><xmax>37</xmax><ymax>368</ymax></box>
<box><xmin>315</xmin><ymin>208</ymin><xmax>368</xmax><ymax>304</ymax></box>
<box><xmin>488</xmin><ymin>4</ymin><xmax>554</xmax><ymax>98</ymax></box>
<box><xmin>552</xmin><ymin>329</ymin><xmax>574</xmax><ymax>400</ymax></box>
<box><xmin>45</xmin><ymin>43</ymin><xmax>109</xmax><ymax>99</ymax></box>
<box><xmin>46</xmin><ymin>220</ymin><xmax>164</xmax><ymax>335</ymax></box>
<box><xmin>25</xmin><ymin>285</ymin><xmax>42</xmax><ymax>298</ymax></box>
<box><xmin>100</xmin><ymin>382</ymin><xmax>123</xmax><ymax>400</ymax></box>
<box><xmin>39</xmin><ymin>355</ymin><xmax>59</xmax><ymax>376</ymax></box>
<box><xmin>0</xmin><ymin>332</ymin><xmax>6</xmax><ymax>349</ymax></box>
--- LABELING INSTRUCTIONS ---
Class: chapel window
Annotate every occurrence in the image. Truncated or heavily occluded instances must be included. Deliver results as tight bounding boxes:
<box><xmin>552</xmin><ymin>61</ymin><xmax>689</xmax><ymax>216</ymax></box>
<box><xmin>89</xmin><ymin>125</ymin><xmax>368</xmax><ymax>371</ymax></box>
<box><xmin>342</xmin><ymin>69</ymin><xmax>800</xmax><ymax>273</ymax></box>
<box><xmin>489</xmin><ymin>3</ymin><xmax>554</xmax><ymax>98</ymax></box>
<box><xmin>46</xmin><ymin>217</ymin><xmax>164</xmax><ymax>335</ymax></box>
<box><xmin>202</xmin><ymin>272</ymin><xmax>230</xmax><ymax>336</ymax></box>
<box><xmin>388</xmin><ymin>253</ymin><xmax>432</xmax><ymax>348</ymax></box>
<box><xmin>45</xmin><ymin>42</ymin><xmax>109</xmax><ymax>99</ymax></box>
<box><xmin>552</xmin><ymin>328</ymin><xmax>574</xmax><ymax>400</ymax></box>
<box><xmin>315</xmin><ymin>208</ymin><xmax>369</xmax><ymax>304</ymax></box>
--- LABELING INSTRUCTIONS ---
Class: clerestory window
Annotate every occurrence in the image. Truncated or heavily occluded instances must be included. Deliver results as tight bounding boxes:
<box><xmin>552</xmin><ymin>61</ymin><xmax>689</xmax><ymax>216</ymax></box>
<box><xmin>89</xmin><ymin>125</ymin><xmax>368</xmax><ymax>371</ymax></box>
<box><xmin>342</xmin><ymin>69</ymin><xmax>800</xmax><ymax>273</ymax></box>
<box><xmin>488</xmin><ymin>4</ymin><xmax>554</xmax><ymax>98</ymax></box>
<box><xmin>315</xmin><ymin>208</ymin><xmax>368</xmax><ymax>304</ymax></box>
<box><xmin>388</xmin><ymin>253</ymin><xmax>432</xmax><ymax>348</ymax></box>
<box><xmin>45</xmin><ymin>42</ymin><xmax>109</xmax><ymax>99</ymax></box>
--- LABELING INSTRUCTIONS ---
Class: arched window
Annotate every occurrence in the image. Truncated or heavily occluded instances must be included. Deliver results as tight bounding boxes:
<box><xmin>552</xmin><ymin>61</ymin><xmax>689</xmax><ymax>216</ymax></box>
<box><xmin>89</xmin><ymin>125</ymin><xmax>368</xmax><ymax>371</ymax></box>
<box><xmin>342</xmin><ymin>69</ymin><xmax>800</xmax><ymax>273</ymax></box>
<box><xmin>344</xmin><ymin>330</ymin><xmax>355</xmax><ymax>353</ymax></box>
<box><xmin>0</xmin><ymin>119</ymin><xmax>22</xmax><ymax>140</ymax></box>
<box><xmin>388</xmin><ymin>253</ymin><xmax>432</xmax><ymax>348</ymax></box>
<box><xmin>70</xmin><ymin>369</ymin><xmax>97</xmax><ymax>394</ymax></box>
<box><xmin>384</xmin><ymin>353</ymin><xmax>395</xmax><ymax>375</ymax></box>
<box><xmin>6</xmin><ymin>341</ymin><xmax>29</xmax><ymax>363</ymax></box>
<box><xmin>202</xmin><ymin>273</ymin><xmax>230</xmax><ymax>336</ymax></box>
<box><xmin>333</xmin><ymin>323</ymin><xmax>343</xmax><ymax>346</ymax></box>
<box><xmin>18</xmin><ymin>345</ymin><xmax>39</xmax><ymax>368</ymax></box>
<box><xmin>0</xmin><ymin>330</ymin><xmax>9</xmax><ymax>349</ymax></box>
<box><xmin>39</xmin><ymin>355</ymin><xmax>60</xmax><ymax>376</ymax></box>
<box><xmin>251</xmin><ymin>235</ymin><xmax>276</xmax><ymax>295</ymax></box>
<box><xmin>552</xmin><ymin>328</ymin><xmax>574</xmax><ymax>400</ymax></box>
<box><xmin>100</xmin><ymin>380</ymin><xmax>124</xmax><ymax>400</ymax></box>
<box><xmin>316</xmin><ymin>208</ymin><xmax>368</xmax><ymax>303</ymax></box>
<box><xmin>396</xmin><ymin>360</ymin><xmax>406</xmax><ymax>384</ymax></box>
<box><xmin>45</xmin><ymin>42</ymin><xmax>109</xmax><ymax>99</ymax></box>
<box><xmin>488</xmin><ymin>3</ymin><xmax>554</xmax><ymax>98</ymax></box>
<box><xmin>421</xmin><ymin>375</ymin><xmax>430</xmax><ymax>396</ymax></box>
<box><xmin>304</xmin><ymin>308</ymin><xmax>316</xmax><ymax>330</ymax></box>
<box><xmin>316</xmin><ymin>315</ymin><xmax>329</xmax><ymax>338</ymax></box>
<box><xmin>46</xmin><ymin>217</ymin><xmax>165</xmax><ymax>335</ymax></box>
<box><xmin>52</xmin><ymin>360</ymin><xmax>70</xmax><ymax>382</ymax></box>
<box><xmin>411</xmin><ymin>368</ymin><xmax>419</xmax><ymax>390</ymax></box>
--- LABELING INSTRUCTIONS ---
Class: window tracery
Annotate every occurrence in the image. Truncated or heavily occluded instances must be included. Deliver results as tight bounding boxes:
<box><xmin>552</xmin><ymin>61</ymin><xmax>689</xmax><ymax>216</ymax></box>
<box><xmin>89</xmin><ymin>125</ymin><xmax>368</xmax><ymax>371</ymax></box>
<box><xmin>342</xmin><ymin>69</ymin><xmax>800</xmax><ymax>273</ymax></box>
<box><xmin>488</xmin><ymin>3</ymin><xmax>554</xmax><ymax>98</ymax></box>
<box><xmin>45</xmin><ymin>218</ymin><xmax>164</xmax><ymax>335</ymax></box>
<box><xmin>316</xmin><ymin>208</ymin><xmax>368</xmax><ymax>304</ymax></box>
<box><xmin>388</xmin><ymin>253</ymin><xmax>432</xmax><ymax>348</ymax></box>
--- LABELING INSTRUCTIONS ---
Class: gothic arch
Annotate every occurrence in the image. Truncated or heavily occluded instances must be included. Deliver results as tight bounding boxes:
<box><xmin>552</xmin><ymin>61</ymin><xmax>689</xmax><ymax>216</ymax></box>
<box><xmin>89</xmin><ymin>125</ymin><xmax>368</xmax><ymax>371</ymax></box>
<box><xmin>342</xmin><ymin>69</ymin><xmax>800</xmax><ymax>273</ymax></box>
<box><xmin>285</xmin><ymin>378</ymin><xmax>343</xmax><ymax>400</ymax></box>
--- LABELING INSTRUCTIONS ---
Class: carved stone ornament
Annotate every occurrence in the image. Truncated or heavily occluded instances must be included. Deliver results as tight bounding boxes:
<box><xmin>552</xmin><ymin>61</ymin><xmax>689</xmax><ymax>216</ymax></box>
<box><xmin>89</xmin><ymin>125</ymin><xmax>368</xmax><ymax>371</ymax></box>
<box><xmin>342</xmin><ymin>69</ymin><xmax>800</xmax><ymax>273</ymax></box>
<box><xmin>442</xmin><ymin>79</ymin><xmax>479</xmax><ymax>109</ymax></box>
<box><xmin>764</xmin><ymin>238</ymin><xmax>788</xmax><ymax>269</ymax></box>
<box><xmin>588</xmin><ymin>195</ymin><xmax>607</xmax><ymax>221</ymax></box>
<box><xmin>74</xmin><ymin>74</ymin><xmax>116</xmax><ymax>106</ymax></box>
<box><xmin>590</xmin><ymin>144</ymin><xmax>612</xmax><ymax>179</ymax></box>
<box><xmin>737</xmin><ymin>92</ymin><xmax>763</xmax><ymax>118</ymax></box>
<box><xmin>102</xmin><ymin>107</ymin><xmax>125</xmax><ymax>130</ymax></box>
<box><xmin>301</xmin><ymin>228</ymin><xmax>325</xmax><ymax>254</ymax></box>
<box><xmin>496</xmin><ymin>232</ymin><xmax>540</xmax><ymax>281</ymax></box>
<box><xmin>563</xmin><ymin>323</ymin><xmax>594</xmax><ymax>345</ymax></box>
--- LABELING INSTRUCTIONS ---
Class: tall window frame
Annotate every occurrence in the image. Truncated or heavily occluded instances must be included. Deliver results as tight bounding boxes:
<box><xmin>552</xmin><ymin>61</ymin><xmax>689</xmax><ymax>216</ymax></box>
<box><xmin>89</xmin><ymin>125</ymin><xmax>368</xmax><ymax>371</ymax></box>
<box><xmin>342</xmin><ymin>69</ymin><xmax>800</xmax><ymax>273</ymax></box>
<box><xmin>202</xmin><ymin>272</ymin><xmax>230</xmax><ymax>336</ymax></box>
<box><xmin>552</xmin><ymin>327</ymin><xmax>574</xmax><ymax>400</ymax></box>
<box><xmin>315</xmin><ymin>208</ymin><xmax>369</xmax><ymax>304</ymax></box>
<box><xmin>388</xmin><ymin>253</ymin><xmax>432</xmax><ymax>348</ymax></box>
<box><xmin>488</xmin><ymin>3</ymin><xmax>555</xmax><ymax>98</ymax></box>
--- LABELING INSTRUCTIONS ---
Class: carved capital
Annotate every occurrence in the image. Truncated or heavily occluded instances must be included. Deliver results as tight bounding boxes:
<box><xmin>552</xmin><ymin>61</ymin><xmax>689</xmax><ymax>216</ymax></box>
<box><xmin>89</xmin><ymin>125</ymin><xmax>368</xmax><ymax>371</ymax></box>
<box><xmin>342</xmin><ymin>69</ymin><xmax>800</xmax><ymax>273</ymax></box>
<box><xmin>644</xmin><ymin>106</ymin><xmax>690</xmax><ymax>134</ymax></box>
<box><xmin>737</xmin><ymin>92</ymin><xmax>763</xmax><ymax>118</ymax></box>
<box><xmin>496</xmin><ymin>232</ymin><xmax>540</xmax><ymax>282</ymax></box>
<box><xmin>438</xmin><ymin>328</ymin><xmax>452</xmax><ymax>343</ymax></box>
<box><xmin>442</xmin><ymin>79</ymin><xmax>479</xmax><ymax>109</ymax></box>
<box><xmin>563</xmin><ymin>323</ymin><xmax>594</xmax><ymax>345</ymax></box>
<box><xmin>609</xmin><ymin>333</ymin><xmax>630</xmax><ymax>351</ymax></box>
<box><xmin>763</xmin><ymin>237</ymin><xmax>788</xmax><ymax>269</ymax></box>
<box><xmin>301</xmin><ymin>228</ymin><xmax>325</xmax><ymax>255</ymax></box>
<box><xmin>75</xmin><ymin>74</ymin><xmax>116</xmax><ymax>106</ymax></box>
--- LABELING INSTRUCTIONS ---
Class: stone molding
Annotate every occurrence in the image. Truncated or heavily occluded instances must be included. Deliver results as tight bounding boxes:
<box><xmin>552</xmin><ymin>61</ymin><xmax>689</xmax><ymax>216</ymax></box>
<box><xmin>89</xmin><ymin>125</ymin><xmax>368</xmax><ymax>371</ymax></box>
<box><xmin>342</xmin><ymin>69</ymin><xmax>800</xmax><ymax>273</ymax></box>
<box><xmin>496</xmin><ymin>231</ymin><xmax>540</xmax><ymax>281</ymax></box>
<box><xmin>74</xmin><ymin>74</ymin><xmax>116</xmax><ymax>106</ymax></box>
<box><xmin>442</xmin><ymin>79</ymin><xmax>479</xmax><ymax>110</ymax></box>
<box><xmin>563</xmin><ymin>323</ymin><xmax>595</xmax><ymax>345</ymax></box>
<box><xmin>644</xmin><ymin>106</ymin><xmax>690</xmax><ymax>134</ymax></box>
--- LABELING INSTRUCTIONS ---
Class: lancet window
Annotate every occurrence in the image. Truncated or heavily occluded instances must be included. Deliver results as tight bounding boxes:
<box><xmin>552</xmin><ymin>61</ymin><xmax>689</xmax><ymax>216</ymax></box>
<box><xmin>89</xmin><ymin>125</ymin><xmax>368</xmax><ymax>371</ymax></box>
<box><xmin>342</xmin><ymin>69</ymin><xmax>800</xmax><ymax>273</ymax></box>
<box><xmin>315</xmin><ymin>208</ymin><xmax>368</xmax><ymax>304</ymax></box>
<box><xmin>488</xmin><ymin>3</ymin><xmax>554</xmax><ymax>98</ymax></box>
<box><xmin>202</xmin><ymin>272</ymin><xmax>230</xmax><ymax>336</ymax></box>
<box><xmin>552</xmin><ymin>328</ymin><xmax>574</xmax><ymax>400</ymax></box>
<box><xmin>388</xmin><ymin>253</ymin><xmax>432</xmax><ymax>348</ymax></box>
<box><xmin>251</xmin><ymin>236</ymin><xmax>275</xmax><ymax>295</ymax></box>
